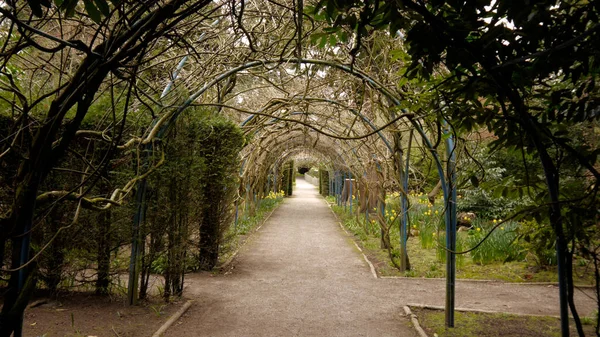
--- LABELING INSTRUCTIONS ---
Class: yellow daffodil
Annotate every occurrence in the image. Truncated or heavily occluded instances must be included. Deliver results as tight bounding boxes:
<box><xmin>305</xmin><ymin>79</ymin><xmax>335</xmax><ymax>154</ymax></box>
<box><xmin>476</xmin><ymin>227</ymin><xmax>481</xmax><ymax>232</ymax></box>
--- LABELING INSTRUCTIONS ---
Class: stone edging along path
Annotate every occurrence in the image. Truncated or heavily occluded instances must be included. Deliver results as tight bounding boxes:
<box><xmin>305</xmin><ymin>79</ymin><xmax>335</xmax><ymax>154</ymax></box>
<box><xmin>152</xmin><ymin>300</ymin><xmax>193</xmax><ymax>337</ymax></box>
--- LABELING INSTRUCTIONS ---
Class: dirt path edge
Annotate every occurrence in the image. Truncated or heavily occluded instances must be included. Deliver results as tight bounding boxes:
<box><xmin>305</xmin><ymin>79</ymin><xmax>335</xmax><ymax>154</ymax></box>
<box><xmin>152</xmin><ymin>300</ymin><xmax>193</xmax><ymax>337</ymax></box>
<box><xmin>404</xmin><ymin>306</ymin><xmax>429</xmax><ymax>337</ymax></box>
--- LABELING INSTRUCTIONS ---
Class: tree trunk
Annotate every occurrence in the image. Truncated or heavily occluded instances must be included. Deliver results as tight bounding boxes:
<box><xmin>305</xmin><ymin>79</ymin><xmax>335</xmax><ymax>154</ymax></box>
<box><xmin>198</xmin><ymin>184</ymin><xmax>222</xmax><ymax>271</ymax></box>
<box><xmin>45</xmin><ymin>217</ymin><xmax>64</xmax><ymax>294</ymax></box>
<box><xmin>96</xmin><ymin>210</ymin><xmax>111</xmax><ymax>295</ymax></box>
<box><xmin>522</xmin><ymin>110</ymin><xmax>582</xmax><ymax>337</ymax></box>
<box><xmin>0</xmin><ymin>175</ymin><xmax>41</xmax><ymax>336</ymax></box>
<box><xmin>427</xmin><ymin>180</ymin><xmax>442</xmax><ymax>205</ymax></box>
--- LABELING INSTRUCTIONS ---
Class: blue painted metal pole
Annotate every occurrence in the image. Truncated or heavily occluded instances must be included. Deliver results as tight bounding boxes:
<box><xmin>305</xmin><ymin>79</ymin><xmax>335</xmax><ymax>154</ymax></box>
<box><xmin>349</xmin><ymin>172</ymin><xmax>353</xmax><ymax>213</ymax></box>
<box><xmin>330</xmin><ymin>174</ymin><xmax>333</xmax><ymax>197</ymax></box>
<box><xmin>274</xmin><ymin>167</ymin><xmax>278</xmax><ymax>193</ymax></box>
<box><xmin>338</xmin><ymin>172</ymin><xmax>342</xmax><ymax>207</ymax></box>
<box><xmin>401</xmin><ymin>130</ymin><xmax>413</xmax><ymax>271</ymax></box>
<box><xmin>379</xmin><ymin>189</ymin><xmax>386</xmax><ymax>248</ymax></box>
<box><xmin>335</xmin><ymin>172</ymin><xmax>339</xmax><ymax>206</ymax></box>
<box><xmin>15</xmin><ymin>216</ymin><xmax>33</xmax><ymax>337</ymax></box>
<box><xmin>337</xmin><ymin>172</ymin><xmax>341</xmax><ymax>206</ymax></box>
<box><xmin>245</xmin><ymin>183</ymin><xmax>250</xmax><ymax>215</ymax></box>
<box><xmin>343</xmin><ymin>172</ymin><xmax>347</xmax><ymax>212</ymax></box>
<box><xmin>444</xmin><ymin>126</ymin><xmax>457</xmax><ymax>327</ymax></box>
<box><xmin>160</xmin><ymin>56</ymin><xmax>188</xmax><ymax>98</ymax></box>
<box><xmin>334</xmin><ymin>172</ymin><xmax>337</xmax><ymax>204</ymax></box>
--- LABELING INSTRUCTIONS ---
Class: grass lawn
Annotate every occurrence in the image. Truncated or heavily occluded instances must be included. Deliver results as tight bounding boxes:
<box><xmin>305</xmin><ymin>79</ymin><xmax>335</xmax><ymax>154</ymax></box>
<box><xmin>412</xmin><ymin>308</ymin><xmax>597</xmax><ymax>337</ymax></box>
<box><xmin>327</xmin><ymin>200</ymin><xmax>595</xmax><ymax>285</ymax></box>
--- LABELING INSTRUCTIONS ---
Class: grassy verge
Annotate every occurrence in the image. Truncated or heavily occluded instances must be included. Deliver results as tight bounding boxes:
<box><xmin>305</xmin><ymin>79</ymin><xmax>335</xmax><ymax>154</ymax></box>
<box><xmin>326</xmin><ymin>197</ymin><xmax>594</xmax><ymax>284</ymax></box>
<box><xmin>413</xmin><ymin>308</ymin><xmax>597</xmax><ymax>337</ymax></box>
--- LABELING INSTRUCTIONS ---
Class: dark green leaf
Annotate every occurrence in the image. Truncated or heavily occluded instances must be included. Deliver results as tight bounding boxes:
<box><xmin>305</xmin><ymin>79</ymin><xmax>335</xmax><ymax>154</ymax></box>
<box><xmin>470</xmin><ymin>175</ymin><xmax>479</xmax><ymax>187</ymax></box>
<box><xmin>84</xmin><ymin>0</ymin><xmax>102</xmax><ymax>23</ymax></box>
<box><xmin>27</xmin><ymin>0</ymin><xmax>44</xmax><ymax>17</ymax></box>
<box><xmin>93</xmin><ymin>0</ymin><xmax>110</xmax><ymax>16</ymax></box>
<box><xmin>63</xmin><ymin>0</ymin><xmax>78</xmax><ymax>17</ymax></box>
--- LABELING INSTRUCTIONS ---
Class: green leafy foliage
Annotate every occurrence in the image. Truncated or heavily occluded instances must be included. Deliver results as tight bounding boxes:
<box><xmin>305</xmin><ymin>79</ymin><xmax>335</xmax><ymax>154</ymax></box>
<box><xmin>518</xmin><ymin>219</ymin><xmax>558</xmax><ymax>267</ymax></box>
<box><xmin>27</xmin><ymin>0</ymin><xmax>115</xmax><ymax>22</ymax></box>
<box><xmin>196</xmin><ymin>116</ymin><xmax>245</xmax><ymax>271</ymax></box>
<box><xmin>467</xmin><ymin>220</ymin><xmax>525</xmax><ymax>265</ymax></box>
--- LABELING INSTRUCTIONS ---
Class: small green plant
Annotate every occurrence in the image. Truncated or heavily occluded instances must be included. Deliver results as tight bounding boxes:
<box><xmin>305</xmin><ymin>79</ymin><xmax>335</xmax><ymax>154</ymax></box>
<box><xmin>70</xmin><ymin>312</ymin><xmax>84</xmax><ymax>336</ymax></box>
<box><xmin>156</xmin><ymin>284</ymin><xmax>165</xmax><ymax>298</ymax></box>
<box><xmin>456</xmin><ymin>235</ymin><xmax>465</xmax><ymax>268</ymax></box>
<box><xmin>580</xmin><ymin>315</ymin><xmax>595</xmax><ymax>326</ymax></box>
<box><xmin>150</xmin><ymin>254</ymin><xmax>168</xmax><ymax>274</ymax></box>
<box><xmin>436</xmin><ymin>232</ymin><xmax>447</xmax><ymax>263</ymax></box>
<box><xmin>419</xmin><ymin>224</ymin><xmax>436</xmax><ymax>249</ymax></box>
<box><xmin>404</xmin><ymin>269</ymin><xmax>416</xmax><ymax>277</ymax></box>
<box><xmin>150</xmin><ymin>304</ymin><xmax>166</xmax><ymax>317</ymax></box>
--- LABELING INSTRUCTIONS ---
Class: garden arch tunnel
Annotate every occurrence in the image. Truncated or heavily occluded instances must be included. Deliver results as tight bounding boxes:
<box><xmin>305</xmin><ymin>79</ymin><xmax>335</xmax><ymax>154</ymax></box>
<box><xmin>128</xmin><ymin>57</ymin><xmax>460</xmax><ymax>325</ymax></box>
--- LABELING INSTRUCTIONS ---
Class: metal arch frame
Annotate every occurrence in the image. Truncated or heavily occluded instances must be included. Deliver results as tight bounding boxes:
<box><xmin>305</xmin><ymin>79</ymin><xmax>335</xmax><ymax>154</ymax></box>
<box><xmin>242</xmin><ymin>130</ymin><xmax>351</xmax><ymax>170</ymax></box>
<box><xmin>247</xmin><ymin>122</ymin><xmax>369</xmax><ymax>201</ymax></box>
<box><xmin>154</xmin><ymin>59</ymin><xmax>450</xmax><ymax>213</ymax></box>
<box><xmin>241</xmin><ymin>111</ymin><xmax>367</xmax><ymax>174</ymax></box>
<box><xmin>239</xmin><ymin>102</ymin><xmax>390</xmax><ymax>214</ymax></box>
<box><xmin>239</xmin><ymin>132</ymin><xmax>351</xmax><ymax>203</ymax></box>
<box><xmin>260</xmin><ymin>137</ymin><xmax>354</xmax><ymax>183</ymax></box>
<box><xmin>140</xmin><ymin>57</ymin><xmax>458</xmax><ymax>325</ymax></box>
<box><xmin>240</xmin><ymin>97</ymin><xmax>394</xmax><ymax>153</ymax></box>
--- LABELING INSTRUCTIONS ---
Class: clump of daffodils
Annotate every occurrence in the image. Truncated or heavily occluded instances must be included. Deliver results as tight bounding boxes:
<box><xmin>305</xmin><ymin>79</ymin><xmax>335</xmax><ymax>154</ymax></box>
<box><xmin>266</xmin><ymin>190</ymin><xmax>285</xmax><ymax>200</ymax></box>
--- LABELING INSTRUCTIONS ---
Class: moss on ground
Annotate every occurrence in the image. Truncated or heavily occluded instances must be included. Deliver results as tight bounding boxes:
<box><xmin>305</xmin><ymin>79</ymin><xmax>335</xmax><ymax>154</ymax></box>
<box><xmin>413</xmin><ymin>308</ymin><xmax>597</xmax><ymax>337</ymax></box>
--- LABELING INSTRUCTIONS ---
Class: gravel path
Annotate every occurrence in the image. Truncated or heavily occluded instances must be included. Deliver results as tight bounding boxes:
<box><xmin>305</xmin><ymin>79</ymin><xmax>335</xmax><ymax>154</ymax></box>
<box><xmin>165</xmin><ymin>178</ymin><xmax>596</xmax><ymax>336</ymax></box>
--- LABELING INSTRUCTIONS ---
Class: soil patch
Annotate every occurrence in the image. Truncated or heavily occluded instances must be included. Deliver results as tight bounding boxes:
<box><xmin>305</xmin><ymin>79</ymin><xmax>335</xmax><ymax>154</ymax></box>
<box><xmin>413</xmin><ymin>308</ymin><xmax>597</xmax><ymax>337</ymax></box>
<box><xmin>22</xmin><ymin>292</ymin><xmax>180</xmax><ymax>337</ymax></box>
